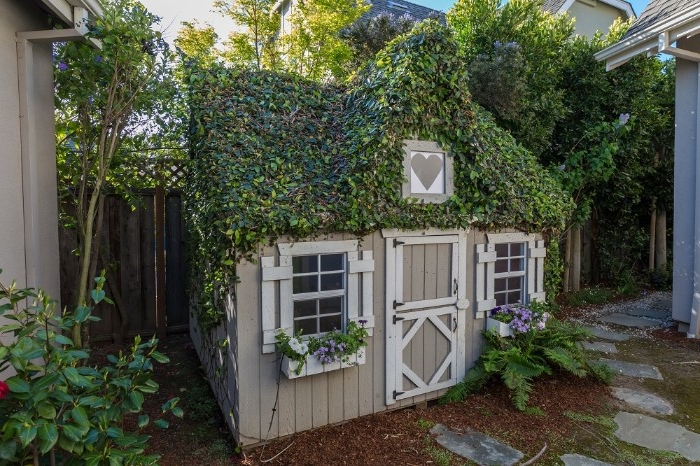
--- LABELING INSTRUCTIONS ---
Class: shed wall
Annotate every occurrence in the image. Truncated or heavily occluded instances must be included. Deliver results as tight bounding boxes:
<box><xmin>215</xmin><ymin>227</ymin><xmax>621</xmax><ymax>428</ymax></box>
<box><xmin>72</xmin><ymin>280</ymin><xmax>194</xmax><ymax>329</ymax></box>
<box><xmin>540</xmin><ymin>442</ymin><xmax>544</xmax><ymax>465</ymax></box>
<box><xmin>233</xmin><ymin>230</ymin><xmax>486</xmax><ymax>446</ymax></box>
<box><xmin>568</xmin><ymin>1</ymin><xmax>627</xmax><ymax>38</ymax></box>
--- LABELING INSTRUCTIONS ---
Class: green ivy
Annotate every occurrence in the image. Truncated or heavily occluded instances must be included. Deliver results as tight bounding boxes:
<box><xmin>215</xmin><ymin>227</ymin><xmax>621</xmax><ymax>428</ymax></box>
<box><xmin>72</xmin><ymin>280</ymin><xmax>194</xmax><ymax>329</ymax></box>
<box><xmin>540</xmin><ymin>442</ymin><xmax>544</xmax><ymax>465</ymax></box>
<box><xmin>186</xmin><ymin>22</ymin><xmax>573</xmax><ymax>329</ymax></box>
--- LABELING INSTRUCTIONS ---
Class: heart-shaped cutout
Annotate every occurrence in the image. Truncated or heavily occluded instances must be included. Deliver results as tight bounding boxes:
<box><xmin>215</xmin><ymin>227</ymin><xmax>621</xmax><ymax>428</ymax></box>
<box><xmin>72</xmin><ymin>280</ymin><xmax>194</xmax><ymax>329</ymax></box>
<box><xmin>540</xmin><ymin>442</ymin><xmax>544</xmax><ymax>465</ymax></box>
<box><xmin>411</xmin><ymin>152</ymin><xmax>443</xmax><ymax>191</ymax></box>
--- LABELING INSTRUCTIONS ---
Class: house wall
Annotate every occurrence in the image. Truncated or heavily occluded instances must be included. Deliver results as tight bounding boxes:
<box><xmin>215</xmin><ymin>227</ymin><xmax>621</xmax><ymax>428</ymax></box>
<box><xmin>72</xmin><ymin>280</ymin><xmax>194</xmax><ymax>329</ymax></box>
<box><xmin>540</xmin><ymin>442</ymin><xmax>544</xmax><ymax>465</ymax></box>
<box><xmin>227</xmin><ymin>229</ymin><xmax>516</xmax><ymax>446</ymax></box>
<box><xmin>0</xmin><ymin>0</ymin><xmax>60</xmax><ymax>344</ymax></box>
<box><xmin>568</xmin><ymin>1</ymin><xmax>627</xmax><ymax>38</ymax></box>
<box><xmin>671</xmin><ymin>34</ymin><xmax>700</xmax><ymax>330</ymax></box>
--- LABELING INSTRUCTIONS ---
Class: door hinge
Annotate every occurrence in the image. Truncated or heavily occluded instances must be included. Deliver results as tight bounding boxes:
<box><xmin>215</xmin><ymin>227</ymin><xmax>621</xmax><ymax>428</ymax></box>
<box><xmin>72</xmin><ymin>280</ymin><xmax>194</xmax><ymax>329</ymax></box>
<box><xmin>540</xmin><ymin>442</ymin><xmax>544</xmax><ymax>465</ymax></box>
<box><xmin>393</xmin><ymin>300</ymin><xmax>404</xmax><ymax>309</ymax></box>
<box><xmin>393</xmin><ymin>314</ymin><xmax>405</xmax><ymax>324</ymax></box>
<box><xmin>393</xmin><ymin>390</ymin><xmax>405</xmax><ymax>399</ymax></box>
<box><xmin>393</xmin><ymin>239</ymin><xmax>405</xmax><ymax>248</ymax></box>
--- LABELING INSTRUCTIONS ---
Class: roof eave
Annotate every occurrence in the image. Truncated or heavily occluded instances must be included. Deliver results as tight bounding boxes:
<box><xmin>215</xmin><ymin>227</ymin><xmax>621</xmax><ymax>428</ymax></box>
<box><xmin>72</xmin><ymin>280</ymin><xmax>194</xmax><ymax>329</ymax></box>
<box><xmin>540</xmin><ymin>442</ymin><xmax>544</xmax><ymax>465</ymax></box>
<box><xmin>595</xmin><ymin>4</ymin><xmax>700</xmax><ymax>69</ymax></box>
<box><xmin>39</xmin><ymin>0</ymin><xmax>102</xmax><ymax>26</ymax></box>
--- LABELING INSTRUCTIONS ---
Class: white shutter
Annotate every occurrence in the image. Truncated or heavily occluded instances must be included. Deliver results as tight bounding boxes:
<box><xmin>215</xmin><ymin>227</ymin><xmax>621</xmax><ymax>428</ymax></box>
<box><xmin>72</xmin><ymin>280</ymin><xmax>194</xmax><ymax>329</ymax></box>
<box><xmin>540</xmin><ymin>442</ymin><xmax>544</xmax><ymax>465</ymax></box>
<box><xmin>475</xmin><ymin>243</ymin><xmax>497</xmax><ymax>318</ymax></box>
<box><xmin>528</xmin><ymin>240</ymin><xmax>547</xmax><ymax>303</ymax></box>
<box><xmin>348</xmin><ymin>250</ymin><xmax>375</xmax><ymax>336</ymax></box>
<box><xmin>261</xmin><ymin>255</ymin><xmax>293</xmax><ymax>354</ymax></box>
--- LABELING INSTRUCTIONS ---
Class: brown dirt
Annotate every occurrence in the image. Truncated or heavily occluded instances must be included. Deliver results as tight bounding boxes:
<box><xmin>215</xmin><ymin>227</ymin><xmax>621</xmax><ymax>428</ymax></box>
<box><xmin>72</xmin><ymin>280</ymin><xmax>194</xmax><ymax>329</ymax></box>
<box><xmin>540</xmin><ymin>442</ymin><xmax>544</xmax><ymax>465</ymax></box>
<box><xmin>90</xmin><ymin>302</ymin><xmax>699</xmax><ymax>466</ymax></box>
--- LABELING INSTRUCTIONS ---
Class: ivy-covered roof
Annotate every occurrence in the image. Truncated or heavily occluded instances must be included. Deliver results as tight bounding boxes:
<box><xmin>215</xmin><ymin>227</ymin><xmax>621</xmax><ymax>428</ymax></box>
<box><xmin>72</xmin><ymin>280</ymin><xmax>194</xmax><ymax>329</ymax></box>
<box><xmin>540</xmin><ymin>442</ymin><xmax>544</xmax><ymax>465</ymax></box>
<box><xmin>187</xmin><ymin>21</ymin><xmax>571</xmax><ymax>264</ymax></box>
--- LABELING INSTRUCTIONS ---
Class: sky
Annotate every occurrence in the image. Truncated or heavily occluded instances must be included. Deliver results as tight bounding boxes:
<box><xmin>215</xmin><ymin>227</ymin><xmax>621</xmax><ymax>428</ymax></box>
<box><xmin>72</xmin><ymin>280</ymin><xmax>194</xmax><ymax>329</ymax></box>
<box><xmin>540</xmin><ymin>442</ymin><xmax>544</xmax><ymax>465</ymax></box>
<box><xmin>139</xmin><ymin>0</ymin><xmax>651</xmax><ymax>42</ymax></box>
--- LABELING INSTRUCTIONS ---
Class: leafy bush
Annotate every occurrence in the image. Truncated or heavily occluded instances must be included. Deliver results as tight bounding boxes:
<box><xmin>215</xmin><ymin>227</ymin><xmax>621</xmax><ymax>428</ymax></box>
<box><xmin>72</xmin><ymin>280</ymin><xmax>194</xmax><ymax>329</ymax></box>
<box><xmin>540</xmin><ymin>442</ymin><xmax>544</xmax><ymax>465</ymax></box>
<box><xmin>0</xmin><ymin>271</ymin><xmax>182</xmax><ymax>465</ymax></box>
<box><xmin>442</xmin><ymin>316</ymin><xmax>611</xmax><ymax>410</ymax></box>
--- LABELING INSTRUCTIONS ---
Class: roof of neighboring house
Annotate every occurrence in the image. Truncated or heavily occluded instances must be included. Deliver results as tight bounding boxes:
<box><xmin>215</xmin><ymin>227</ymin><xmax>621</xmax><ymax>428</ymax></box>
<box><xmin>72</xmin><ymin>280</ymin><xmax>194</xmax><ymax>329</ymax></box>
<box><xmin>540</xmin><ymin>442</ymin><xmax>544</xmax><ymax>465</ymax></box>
<box><xmin>542</xmin><ymin>0</ymin><xmax>634</xmax><ymax>18</ymax></box>
<box><xmin>367</xmin><ymin>0</ymin><xmax>444</xmax><ymax>22</ymax></box>
<box><xmin>595</xmin><ymin>0</ymin><xmax>700</xmax><ymax>69</ymax></box>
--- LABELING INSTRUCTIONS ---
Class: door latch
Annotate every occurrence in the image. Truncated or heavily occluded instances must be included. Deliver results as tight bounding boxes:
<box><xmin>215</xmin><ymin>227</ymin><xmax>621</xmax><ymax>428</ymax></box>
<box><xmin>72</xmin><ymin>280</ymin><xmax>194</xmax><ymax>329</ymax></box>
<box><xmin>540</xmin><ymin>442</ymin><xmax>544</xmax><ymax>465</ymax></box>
<box><xmin>453</xmin><ymin>278</ymin><xmax>458</xmax><ymax>296</ymax></box>
<box><xmin>452</xmin><ymin>316</ymin><xmax>458</xmax><ymax>332</ymax></box>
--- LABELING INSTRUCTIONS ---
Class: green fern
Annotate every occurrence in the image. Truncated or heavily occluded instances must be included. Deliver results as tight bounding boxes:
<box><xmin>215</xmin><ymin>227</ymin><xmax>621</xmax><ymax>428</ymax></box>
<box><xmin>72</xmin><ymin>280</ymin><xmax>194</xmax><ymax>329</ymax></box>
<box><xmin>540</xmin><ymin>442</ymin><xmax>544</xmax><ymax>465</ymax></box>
<box><xmin>544</xmin><ymin>346</ymin><xmax>587</xmax><ymax>377</ymax></box>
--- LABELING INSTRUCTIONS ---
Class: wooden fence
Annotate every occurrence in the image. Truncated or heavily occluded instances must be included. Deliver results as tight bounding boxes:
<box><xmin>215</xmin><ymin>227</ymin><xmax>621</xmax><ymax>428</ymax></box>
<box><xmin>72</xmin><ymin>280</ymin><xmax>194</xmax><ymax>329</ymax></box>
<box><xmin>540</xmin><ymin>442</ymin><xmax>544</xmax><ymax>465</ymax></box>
<box><xmin>59</xmin><ymin>189</ymin><xmax>188</xmax><ymax>343</ymax></box>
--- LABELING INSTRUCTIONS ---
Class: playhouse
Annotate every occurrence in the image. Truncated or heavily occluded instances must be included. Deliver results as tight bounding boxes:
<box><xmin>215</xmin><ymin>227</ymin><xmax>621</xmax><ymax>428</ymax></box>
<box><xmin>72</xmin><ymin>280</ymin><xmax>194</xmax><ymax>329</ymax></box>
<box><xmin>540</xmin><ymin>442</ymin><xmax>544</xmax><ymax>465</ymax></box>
<box><xmin>186</xmin><ymin>22</ymin><xmax>570</xmax><ymax>446</ymax></box>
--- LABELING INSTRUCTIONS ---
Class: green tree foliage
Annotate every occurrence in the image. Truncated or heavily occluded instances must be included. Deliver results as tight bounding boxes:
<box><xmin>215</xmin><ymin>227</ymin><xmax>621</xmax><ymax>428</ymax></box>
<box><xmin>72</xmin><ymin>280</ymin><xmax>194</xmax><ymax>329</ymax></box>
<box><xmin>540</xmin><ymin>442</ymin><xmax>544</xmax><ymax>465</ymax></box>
<box><xmin>0</xmin><ymin>272</ymin><xmax>182</xmax><ymax>464</ymax></box>
<box><xmin>552</xmin><ymin>22</ymin><xmax>675</xmax><ymax>278</ymax></box>
<box><xmin>214</xmin><ymin>0</ymin><xmax>280</xmax><ymax>70</ymax></box>
<box><xmin>448</xmin><ymin>0</ymin><xmax>574</xmax><ymax>157</ymax></box>
<box><xmin>340</xmin><ymin>12</ymin><xmax>419</xmax><ymax>73</ymax></box>
<box><xmin>174</xmin><ymin>20</ymin><xmax>219</xmax><ymax>67</ymax></box>
<box><xmin>186</xmin><ymin>22</ymin><xmax>572</xmax><ymax>328</ymax></box>
<box><xmin>55</xmin><ymin>0</ymin><xmax>182</xmax><ymax>345</ymax></box>
<box><xmin>280</xmin><ymin>0</ymin><xmax>369</xmax><ymax>81</ymax></box>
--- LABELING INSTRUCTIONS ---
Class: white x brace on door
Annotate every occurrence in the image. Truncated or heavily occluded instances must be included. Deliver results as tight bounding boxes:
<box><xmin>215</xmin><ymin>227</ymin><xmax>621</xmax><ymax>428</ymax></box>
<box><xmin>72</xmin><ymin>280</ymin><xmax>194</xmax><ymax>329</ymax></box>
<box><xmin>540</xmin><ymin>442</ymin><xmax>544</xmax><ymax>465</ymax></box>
<box><xmin>384</xmin><ymin>229</ymin><xmax>468</xmax><ymax>405</ymax></box>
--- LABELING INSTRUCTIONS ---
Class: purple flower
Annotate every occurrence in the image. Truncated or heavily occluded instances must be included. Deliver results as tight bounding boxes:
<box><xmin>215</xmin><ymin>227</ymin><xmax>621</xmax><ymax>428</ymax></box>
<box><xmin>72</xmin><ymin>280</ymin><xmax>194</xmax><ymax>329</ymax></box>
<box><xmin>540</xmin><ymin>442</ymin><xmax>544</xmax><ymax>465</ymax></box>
<box><xmin>57</xmin><ymin>62</ymin><xmax>68</xmax><ymax>71</ymax></box>
<box><xmin>618</xmin><ymin>113</ymin><xmax>630</xmax><ymax>125</ymax></box>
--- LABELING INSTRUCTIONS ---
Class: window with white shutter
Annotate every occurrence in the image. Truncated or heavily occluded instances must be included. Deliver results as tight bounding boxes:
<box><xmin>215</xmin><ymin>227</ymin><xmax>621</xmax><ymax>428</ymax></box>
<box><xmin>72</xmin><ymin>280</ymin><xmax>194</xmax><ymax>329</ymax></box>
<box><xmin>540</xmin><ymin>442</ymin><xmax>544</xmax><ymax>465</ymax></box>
<box><xmin>260</xmin><ymin>240</ymin><xmax>375</xmax><ymax>353</ymax></box>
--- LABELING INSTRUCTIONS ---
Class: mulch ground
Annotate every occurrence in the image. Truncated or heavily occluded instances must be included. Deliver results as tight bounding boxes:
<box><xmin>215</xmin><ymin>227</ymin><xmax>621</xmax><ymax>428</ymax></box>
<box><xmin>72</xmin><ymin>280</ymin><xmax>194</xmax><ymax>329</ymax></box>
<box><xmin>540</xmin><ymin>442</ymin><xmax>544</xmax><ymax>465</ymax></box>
<box><xmin>89</xmin><ymin>295</ymin><xmax>699</xmax><ymax>466</ymax></box>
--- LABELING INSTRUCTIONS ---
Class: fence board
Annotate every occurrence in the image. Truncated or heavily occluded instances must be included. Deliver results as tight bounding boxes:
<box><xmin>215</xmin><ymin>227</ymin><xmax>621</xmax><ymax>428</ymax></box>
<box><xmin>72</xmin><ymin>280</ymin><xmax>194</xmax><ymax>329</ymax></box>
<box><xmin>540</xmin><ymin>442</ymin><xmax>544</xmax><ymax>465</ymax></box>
<box><xmin>59</xmin><ymin>191</ymin><xmax>187</xmax><ymax>342</ymax></box>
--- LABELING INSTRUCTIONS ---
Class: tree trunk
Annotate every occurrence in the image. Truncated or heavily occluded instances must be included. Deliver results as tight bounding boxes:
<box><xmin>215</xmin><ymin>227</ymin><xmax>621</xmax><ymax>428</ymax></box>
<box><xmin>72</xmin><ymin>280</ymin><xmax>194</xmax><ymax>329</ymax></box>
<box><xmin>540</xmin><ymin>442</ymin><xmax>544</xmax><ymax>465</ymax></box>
<box><xmin>655</xmin><ymin>208</ymin><xmax>667</xmax><ymax>269</ymax></box>
<box><xmin>563</xmin><ymin>230</ymin><xmax>572</xmax><ymax>293</ymax></box>
<box><xmin>572</xmin><ymin>226</ymin><xmax>581</xmax><ymax>292</ymax></box>
<box><xmin>649</xmin><ymin>199</ymin><xmax>657</xmax><ymax>270</ymax></box>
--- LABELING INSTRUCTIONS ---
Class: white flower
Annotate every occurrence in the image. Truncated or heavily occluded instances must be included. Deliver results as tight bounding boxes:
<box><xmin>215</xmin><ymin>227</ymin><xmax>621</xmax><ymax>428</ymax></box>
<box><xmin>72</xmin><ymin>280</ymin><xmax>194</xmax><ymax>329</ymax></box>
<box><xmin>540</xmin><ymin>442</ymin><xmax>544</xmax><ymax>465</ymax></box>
<box><xmin>288</xmin><ymin>337</ymin><xmax>308</xmax><ymax>356</ymax></box>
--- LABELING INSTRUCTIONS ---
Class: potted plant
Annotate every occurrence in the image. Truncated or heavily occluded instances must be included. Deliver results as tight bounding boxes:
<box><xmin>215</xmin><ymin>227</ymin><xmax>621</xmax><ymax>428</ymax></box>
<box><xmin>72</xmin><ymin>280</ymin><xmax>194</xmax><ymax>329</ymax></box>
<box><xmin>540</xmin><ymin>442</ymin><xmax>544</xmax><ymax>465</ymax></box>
<box><xmin>487</xmin><ymin>302</ymin><xmax>549</xmax><ymax>337</ymax></box>
<box><xmin>276</xmin><ymin>320</ymin><xmax>368</xmax><ymax>379</ymax></box>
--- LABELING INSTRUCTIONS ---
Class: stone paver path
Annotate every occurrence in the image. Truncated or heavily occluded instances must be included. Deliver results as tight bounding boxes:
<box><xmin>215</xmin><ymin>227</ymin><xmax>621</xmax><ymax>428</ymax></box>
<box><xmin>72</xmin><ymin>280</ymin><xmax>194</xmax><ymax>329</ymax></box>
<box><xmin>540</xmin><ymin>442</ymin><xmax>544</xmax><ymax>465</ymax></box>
<box><xmin>599</xmin><ymin>314</ymin><xmax>662</xmax><ymax>328</ymax></box>
<box><xmin>614</xmin><ymin>412</ymin><xmax>700</xmax><ymax>461</ymax></box>
<box><xmin>610</xmin><ymin>387</ymin><xmax>673</xmax><ymax>415</ymax></box>
<box><xmin>598</xmin><ymin>358</ymin><xmax>663</xmax><ymax>380</ymax></box>
<box><xmin>430</xmin><ymin>424</ymin><xmax>523</xmax><ymax>466</ymax></box>
<box><xmin>582</xmin><ymin>341</ymin><xmax>617</xmax><ymax>353</ymax></box>
<box><xmin>584</xmin><ymin>327</ymin><xmax>631</xmax><ymax>341</ymax></box>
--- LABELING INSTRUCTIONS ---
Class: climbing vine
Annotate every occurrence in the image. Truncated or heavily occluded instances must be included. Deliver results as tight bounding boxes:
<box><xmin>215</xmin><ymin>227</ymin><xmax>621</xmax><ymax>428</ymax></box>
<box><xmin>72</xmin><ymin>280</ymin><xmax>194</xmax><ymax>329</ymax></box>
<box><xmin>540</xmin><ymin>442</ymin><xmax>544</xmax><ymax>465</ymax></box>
<box><xmin>186</xmin><ymin>21</ymin><xmax>573</xmax><ymax>329</ymax></box>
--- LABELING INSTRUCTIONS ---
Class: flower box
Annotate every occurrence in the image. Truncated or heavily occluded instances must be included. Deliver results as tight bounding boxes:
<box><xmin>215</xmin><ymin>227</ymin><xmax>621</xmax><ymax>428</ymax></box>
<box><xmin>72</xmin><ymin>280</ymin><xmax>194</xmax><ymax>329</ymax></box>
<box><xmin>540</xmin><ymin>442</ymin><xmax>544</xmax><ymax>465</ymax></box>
<box><xmin>282</xmin><ymin>348</ymin><xmax>366</xmax><ymax>379</ymax></box>
<box><xmin>486</xmin><ymin>317</ymin><xmax>513</xmax><ymax>337</ymax></box>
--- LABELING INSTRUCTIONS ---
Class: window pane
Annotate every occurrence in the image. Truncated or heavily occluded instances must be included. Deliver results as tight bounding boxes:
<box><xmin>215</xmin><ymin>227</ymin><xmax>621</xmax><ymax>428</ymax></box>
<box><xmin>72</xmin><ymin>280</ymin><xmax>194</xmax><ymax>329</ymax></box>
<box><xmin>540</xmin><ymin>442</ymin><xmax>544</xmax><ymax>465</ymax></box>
<box><xmin>320</xmin><ymin>273</ymin><xmax>344</xmax><ymax>291</ymax></box>
<box><xmin>508</xmin><ymin>276</ymin><xmax>522</xmax><ymax>290</ymax></box>
<box><xmin>495</xmin><ymin>292</ymin><xmax>506</xmax><ymax>306</ymax></box>
<box><xmin>510</xmin><ymin>243</ymin><xmax>524</xmax><ymax>256</ymax></box>
<box><xmin>321</xmin><ymin>254</ymin><xmax>344</xmax><ymax>271</ymax></box>
<box><xmin>495</xmin><ymin>259</ymin><xmax>508</xmax><ymax>273</ymax></box>
<box><xmin>319</xmin><ymin>297</ymin><xmax>342</xmax><ymax>315</ymax></box>
<box><xmin>294</xmin><ymin>318</ymin><xmax>317</xmax><ymax>336</ymax></box>
<box><xmin>293</xmin><ymin>275</ymin><xmax>318</xmax><ymax>294</ymax></box>
<box><xmin>294</xmin><ymin>300</ymin><xmax>317</xmax><ymax>318</ymax></box>
<box><xmin>319</xmin><ymin>315</ymin><xmax>342</xmax><ymax>333</ymax></box>
<box><xmin>507</xmin><ymin>291</ymin><xmax>522</xmax><ymax>304</ymax></box>
<box><xmin>293</xmin><ymin>255</ymin><xmax>318</xmax><ymax>274</ymax></box>
<box><xmin>495</xmin><ymin>243</ymin><xmax>509</xmax><ymax>257</ymax></box>
<box><xmin>510</xmin><ymin>258</ymin><xmax>524</xmax><ymax>271</ymax></box>
<box><xmin>494</xmin><ymin>278</ymin><xmax>506</xmax><ymax>292</ymax></box>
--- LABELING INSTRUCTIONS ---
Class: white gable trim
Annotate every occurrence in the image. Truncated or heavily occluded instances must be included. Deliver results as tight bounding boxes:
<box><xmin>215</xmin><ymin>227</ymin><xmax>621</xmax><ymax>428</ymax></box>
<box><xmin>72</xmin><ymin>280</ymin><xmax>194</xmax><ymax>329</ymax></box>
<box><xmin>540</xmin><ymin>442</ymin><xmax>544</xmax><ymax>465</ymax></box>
<box><xmin>556</xmin><ymin>0</ymin><xmax>633</xmax><ymax>18</ymax></box>
<box><xmin>595</xmin><ymin>4</ymin><xmax>700</xmax><ymax>69</ymax></box>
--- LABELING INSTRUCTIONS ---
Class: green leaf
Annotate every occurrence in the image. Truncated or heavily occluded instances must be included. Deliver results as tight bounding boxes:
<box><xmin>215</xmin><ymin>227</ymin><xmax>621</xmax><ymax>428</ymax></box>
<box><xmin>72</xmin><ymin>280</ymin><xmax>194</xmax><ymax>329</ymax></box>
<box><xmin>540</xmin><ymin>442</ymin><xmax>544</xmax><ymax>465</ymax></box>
<box><xmin>137</xmin><ymin>414</ymin><xmax>150</xmax><ymax>428</ymax></box>
<box><xmin>5</xmin><ymin>377</ymin><xmax>30</xmax><ymax>393</ymax></box>
<box><xmin>0</xmin><ymin>440</ymin><xmax>17</xmax><ymax>460</ymax></box>
<box><xmin>37</xmin><ymin>423</ymin><xmax>59</xmax><ymax>454</ymax></box>
<box><xmin>75</xmin><ymin>305</ymin><xmax>91</xmax><ymax>323</ymax></box>
<box><xmin>37</xmin><ymin>402</ymin><xmax>57</xmax><ymax>420</ymax></box>
<box><xmin>150</xmin><ymin>351</ymin><xmax>169</xmax><ymax>363</ymax></box>
<box><xmin>70</xmin><ymin>406</ymin><xmax>89</xmax><ymax>427</ymax></box>
<box><xmin>53</xmin><ymin>334</ymin><xmax>74</xmax><ymax>346</ymax></box>
<box><xmin>171</xmin><ymin>407</ymin><xmax>184</xmax><ymax>419</ymax></box>
<box><xmin>90</xmin><ymin>289</ymin><xmax>106</xmax><ymax>304</ymax></box>
<box><xmin>19</xmin><ymin>425</ymin><xmax>37</xmax><ymax>448</ymax></box>
<box><xmin>153</xmin><ymin>419</ymin><xmax>169</xmax><ymax>429</ymax></box>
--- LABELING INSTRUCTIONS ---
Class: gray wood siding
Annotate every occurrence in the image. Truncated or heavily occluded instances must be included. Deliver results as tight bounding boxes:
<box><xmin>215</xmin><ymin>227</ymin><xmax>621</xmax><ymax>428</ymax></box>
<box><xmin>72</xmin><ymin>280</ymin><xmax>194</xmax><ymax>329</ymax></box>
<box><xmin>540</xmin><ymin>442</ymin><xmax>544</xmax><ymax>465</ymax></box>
<box><xmin>191</xmin><ymin>228</ymin><xmax>543</xmax><ymax>446</ymax></box>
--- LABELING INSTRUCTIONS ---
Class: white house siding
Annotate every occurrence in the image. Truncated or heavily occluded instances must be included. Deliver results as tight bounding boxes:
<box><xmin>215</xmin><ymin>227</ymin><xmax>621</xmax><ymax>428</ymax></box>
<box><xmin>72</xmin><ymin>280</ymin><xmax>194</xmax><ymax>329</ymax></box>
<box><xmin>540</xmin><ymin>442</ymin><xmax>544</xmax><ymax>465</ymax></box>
<box><xmin>672</xmin><ymin>33</ymin><xmax>700</xmax><ymax>330</ymax></box>
<box><xmin>0</xmin><ymin>0</ymin><xmax>60</xmax><ymax>346</ymax></box>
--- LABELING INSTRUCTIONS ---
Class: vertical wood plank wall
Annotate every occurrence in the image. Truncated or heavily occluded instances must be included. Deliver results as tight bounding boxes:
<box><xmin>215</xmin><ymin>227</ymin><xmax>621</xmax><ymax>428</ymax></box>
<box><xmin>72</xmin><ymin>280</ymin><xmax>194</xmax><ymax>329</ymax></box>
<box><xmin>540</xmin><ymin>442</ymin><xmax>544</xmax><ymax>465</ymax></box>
<box><xmin>228</xmin><ymin>230</ymin><xmax>494</xmax><ymax>446</ymax></box>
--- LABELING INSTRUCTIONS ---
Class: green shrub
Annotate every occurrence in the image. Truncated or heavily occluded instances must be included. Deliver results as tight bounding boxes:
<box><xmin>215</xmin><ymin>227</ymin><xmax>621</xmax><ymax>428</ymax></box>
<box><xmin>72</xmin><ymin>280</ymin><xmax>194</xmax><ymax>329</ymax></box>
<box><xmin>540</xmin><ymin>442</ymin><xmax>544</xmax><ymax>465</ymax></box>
<box><xmin>0</xmin><ymin>271</ymin><xmax>182</xmax><ymax>465</ymax></box>
<box><xmin>442</xmin><ymin>317</ymin><xmax>612</xmax><ymax>410</ymax></box>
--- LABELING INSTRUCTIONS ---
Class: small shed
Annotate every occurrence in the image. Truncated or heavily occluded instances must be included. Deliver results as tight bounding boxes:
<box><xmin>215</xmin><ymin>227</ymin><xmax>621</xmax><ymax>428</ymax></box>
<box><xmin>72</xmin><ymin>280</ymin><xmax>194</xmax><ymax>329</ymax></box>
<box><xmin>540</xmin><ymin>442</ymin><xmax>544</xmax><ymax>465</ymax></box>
<box><xmin>187</xmin><ymin>22</ymin><xmax>571</xmax><ymax>446</ymax></box>
<box><xmin>595</xmin><ymin>0</ymin><xmax>700</xmax><ymax>337</ymax></box>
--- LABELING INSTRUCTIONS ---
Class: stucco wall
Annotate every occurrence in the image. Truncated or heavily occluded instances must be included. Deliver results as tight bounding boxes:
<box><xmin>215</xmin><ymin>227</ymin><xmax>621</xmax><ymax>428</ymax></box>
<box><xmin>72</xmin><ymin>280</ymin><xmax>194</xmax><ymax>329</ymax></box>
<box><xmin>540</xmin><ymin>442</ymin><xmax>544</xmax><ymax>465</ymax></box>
<box><xmin>568</xmin><ymin>1</ymin><xmax>627</xmax><ymax>38</ymax></box>
<box><xmin>0</xmin><ymin>0</ymin><xmax>60</xmax><ymax>344</ymax></box>
<box><xmin>672</xmin><ymin>34</ymin><xmax>700</xmax><ymax>328</ymax></box>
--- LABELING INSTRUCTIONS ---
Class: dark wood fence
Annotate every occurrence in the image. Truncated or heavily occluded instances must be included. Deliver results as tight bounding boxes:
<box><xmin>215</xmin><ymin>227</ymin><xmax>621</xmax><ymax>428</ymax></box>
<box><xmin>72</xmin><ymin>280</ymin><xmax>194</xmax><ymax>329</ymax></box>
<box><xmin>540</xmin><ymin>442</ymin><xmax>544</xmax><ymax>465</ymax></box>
<box><xmin>59</xmin><ymin>189</ymin><xmax>188</xmax><ymax>343</ymax></box>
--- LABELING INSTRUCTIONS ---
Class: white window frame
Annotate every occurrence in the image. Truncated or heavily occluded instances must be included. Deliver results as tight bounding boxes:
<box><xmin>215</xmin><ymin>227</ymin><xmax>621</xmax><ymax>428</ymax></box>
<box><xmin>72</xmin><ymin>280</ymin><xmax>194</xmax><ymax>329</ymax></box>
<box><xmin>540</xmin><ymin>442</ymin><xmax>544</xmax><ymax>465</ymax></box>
<box><xmin>493</xmin><ymin>242</ymin><xmax>527</xmax><ymax>306</ymax></box>
<box><xmin>261</xmin><ymin>240</ymin><xmax>375</xmax><ymax>353</ymax></box>
<box><xmin>401</xmin><ymin>140</ymin><xmax>454</xmax><ymax>204</ymax></box>
<box><xmin>475</xmin><ymin>233</ymin><xmax>546</xmax><ymax>319</ymax></box>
